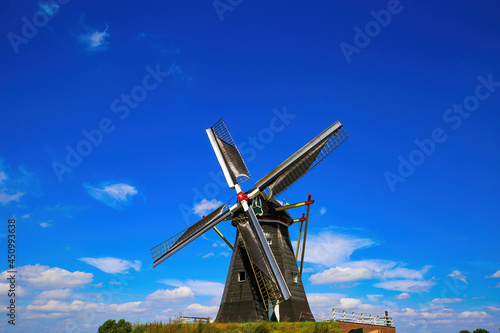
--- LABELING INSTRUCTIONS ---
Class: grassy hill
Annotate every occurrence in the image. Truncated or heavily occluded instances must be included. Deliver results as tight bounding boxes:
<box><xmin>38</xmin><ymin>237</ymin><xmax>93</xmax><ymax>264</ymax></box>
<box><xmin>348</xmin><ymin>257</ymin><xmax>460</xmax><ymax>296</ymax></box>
<box><xmin>129</xmin><ymin>321</ymin><xmax>342</xmax><ymax>333</ymax></box>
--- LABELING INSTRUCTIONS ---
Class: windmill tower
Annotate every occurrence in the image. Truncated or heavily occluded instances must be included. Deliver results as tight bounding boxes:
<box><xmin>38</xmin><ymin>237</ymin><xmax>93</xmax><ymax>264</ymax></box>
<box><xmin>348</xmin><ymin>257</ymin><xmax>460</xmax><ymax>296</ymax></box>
<box><xmin>151</xmin><ymin>119</ymin><xmax>348</xmax><ymax>322</ymax></box>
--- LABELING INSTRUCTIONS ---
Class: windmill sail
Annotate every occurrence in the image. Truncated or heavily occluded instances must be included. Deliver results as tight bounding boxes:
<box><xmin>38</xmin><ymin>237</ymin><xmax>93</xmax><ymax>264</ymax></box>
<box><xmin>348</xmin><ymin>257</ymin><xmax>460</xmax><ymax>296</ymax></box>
<box><xmin>256</xmin><ymin>121</ymin><xmax>348</xmax><ymax>199</ymax></box>
<box><xmin>237</xmin><ymin>220</ymin><xmax>275</xmax><ymax>282</ymax></box>
<box><xmin>237</xmin><ymin>223</ymin><xmax>285</xmax><ymax>311</ymax></box>
<box><xmin>207</xmin><ymin>119</ymin><xmax>250</xmax><ymax>188</ymax></box>
<box><xmin>151</xmin><ymin>203</ymin><xmax>231</xmax><ymax>267</ymax></box>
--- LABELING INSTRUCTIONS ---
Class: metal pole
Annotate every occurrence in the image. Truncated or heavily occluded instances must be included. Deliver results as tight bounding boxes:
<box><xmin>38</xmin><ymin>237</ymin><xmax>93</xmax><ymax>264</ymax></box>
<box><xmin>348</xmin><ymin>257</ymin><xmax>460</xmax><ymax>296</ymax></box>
<box><xmin>299</xmin><ymin>194</ymin><xmax>312</xmax><ymax>277</ymax></box>
<box><xmin>213</xmin><ymin>226</ymin><xmax>234</xmax><ymax>250</ymax></box>
<box><xmin>295</xmin><ymin>213</ymin><xmax>305</xmax><ymax>261</ymax></box>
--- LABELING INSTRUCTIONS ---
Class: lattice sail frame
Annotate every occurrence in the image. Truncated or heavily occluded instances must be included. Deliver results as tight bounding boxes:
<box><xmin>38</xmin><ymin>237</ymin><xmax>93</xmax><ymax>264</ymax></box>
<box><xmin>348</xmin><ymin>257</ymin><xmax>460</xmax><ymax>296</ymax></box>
<box><xmin>151</xmin><ymin>203</ymin><xmax>231</xmax><ymax>266</ymax></box>
<box><xmin>210</xmin><ymin>119</ymin><xmax>251</xmax><ymax>184</ymax></box>
<box><xmin>151</xmin><ymin>228</ymin><xmax>187</xmax><ymax>262</ymax></box>
<box><xmin>257</xmin><ymin>123</ymin><xmax>348</xmax><ymax>199</ymax></box>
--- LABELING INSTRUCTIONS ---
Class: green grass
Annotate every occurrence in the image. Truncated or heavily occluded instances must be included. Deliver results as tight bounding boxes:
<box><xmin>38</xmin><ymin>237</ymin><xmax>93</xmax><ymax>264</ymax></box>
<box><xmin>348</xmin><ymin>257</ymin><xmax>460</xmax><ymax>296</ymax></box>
<box><xmin>130</xmin><ymin>321</ymin><xmax>342</xmax><ymax>333</ymax></box>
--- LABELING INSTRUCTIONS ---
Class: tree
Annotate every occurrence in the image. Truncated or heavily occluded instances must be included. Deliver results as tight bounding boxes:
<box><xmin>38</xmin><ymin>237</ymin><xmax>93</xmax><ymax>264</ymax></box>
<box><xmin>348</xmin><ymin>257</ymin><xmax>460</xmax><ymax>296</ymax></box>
<box><xmin>116</xmin><ymin>319</ymin><xmax>132</xmax><ymax>333</ymax></box>
<box><xmin>472</xmin><ymin>329</ymin><xmax>489</xmax><ymax>333</ymax></box>
<box><xmin>97</xmin><ymin>319</ymin><xmax>132</xmax><ymax>333</ymax></box>
<box><xmin>459</xmin><ymin>331</ymin><xmax>471</xmax><ymax>333</ymax></box>
<box><xmin>98</xmin><ymin>319</ymin><xmax>116</xmax><ymax>333</ymax></box>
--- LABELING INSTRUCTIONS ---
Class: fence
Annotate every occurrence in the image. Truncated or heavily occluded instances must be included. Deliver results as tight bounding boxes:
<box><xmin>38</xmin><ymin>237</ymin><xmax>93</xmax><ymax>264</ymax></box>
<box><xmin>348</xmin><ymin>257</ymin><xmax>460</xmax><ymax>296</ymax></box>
<box><xmin>179</xmin><ymin>316</ymin><xmax>210</xmax><ymax>323</ymax></box>
<box><xmin>331</xmin><ymin>308</ymin><xmax>394</xmax><ymax>327</ymax></box>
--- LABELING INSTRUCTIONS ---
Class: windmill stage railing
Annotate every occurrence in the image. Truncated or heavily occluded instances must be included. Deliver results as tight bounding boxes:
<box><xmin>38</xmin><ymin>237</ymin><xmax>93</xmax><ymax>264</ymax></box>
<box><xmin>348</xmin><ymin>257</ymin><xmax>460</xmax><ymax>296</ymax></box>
<box><xmin>331</xmin><ymin>308</ymin><xmax>394</xmax><ymax>327</ymax></box>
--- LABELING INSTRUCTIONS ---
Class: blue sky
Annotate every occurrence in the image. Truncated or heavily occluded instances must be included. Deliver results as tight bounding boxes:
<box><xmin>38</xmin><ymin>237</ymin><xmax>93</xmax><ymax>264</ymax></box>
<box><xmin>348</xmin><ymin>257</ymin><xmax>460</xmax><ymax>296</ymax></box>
<box><xmin>1</xmin><ymin>0</ymin><xmax>499</xmax><ymax>332</ymax></box>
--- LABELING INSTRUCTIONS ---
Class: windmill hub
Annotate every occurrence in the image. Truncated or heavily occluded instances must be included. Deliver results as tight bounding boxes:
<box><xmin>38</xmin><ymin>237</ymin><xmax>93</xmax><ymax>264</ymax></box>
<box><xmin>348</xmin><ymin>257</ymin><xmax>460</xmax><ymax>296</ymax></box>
<box><xmin>237</xmin><ymin>191</ymin><xmax>250</xmax><ymax>202</ymax></box>
<box><xmin>150</xmin><ymin>118</ymin><xmax>348</xmax><ymax>322</ymax></box>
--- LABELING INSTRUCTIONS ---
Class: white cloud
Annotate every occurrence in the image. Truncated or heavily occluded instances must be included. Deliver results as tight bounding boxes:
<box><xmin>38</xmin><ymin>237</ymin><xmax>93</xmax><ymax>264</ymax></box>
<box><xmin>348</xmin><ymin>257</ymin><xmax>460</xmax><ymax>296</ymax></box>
<box><xmin>37</xmin><ymin>289</ymin><xmax>72</xmax><ymax>300</ymax></box>
<box><xmin>26</xmin><ymin>299</ymin><xmax>147</xmax><ymax>315</ymax></box>
<box><xmin>202</xmin><ymin>252</ymin><xmax>214</xmax><ymax>258</ymax></box>
<box><xmin>7</xmin><ymin>265</ymin><xmax>93</xmax><ymax>289</ymax></box>
<box><xmin>185</xmin><ymin>303</ymin><xmax>218</xmax><ymax>316</ymax></box>
<box><xmin>432</xmin><ymin>298</ymin><xmax>464</xmax><ymax>304</ymax></box>
<box><xmin>0</xmin><ymin>171</ymin><xmax>6</xmax><ymax>183</ymax></box>
<box><xmin>395</xmin><ymin>292</ymin><xmax>410</xmax><ymax>300</ymax></box>
<box><xmin>485</xmin><ymin>270</ymin><xmax>500</xmax><ymax>278</ymax></box>
<box><xmin>309</xmin><ymin>259</ymin><xmax>432</xmax><ymax>286</ymax></box>
<box><xmin>193</xmin><ymin>199</ymin><xmax>223</xmax><ymax>217</ymax></box>
<box><xmin>307</xmin><ymin>293</ymin><xmax>387</xmax><ymax>316</ymax></box>
<box><xmin>80</xmin><ymin>26</ymin><xmax>110</xmax><ymax>51</ymax></box>
<box><xmin>158</xmin><ymin>279</ymin><xmax>224</xmax><ymax>297</ymax></box>
<box><xmin>458</xmin><ymin>311</ymin><xmax>489</xmax><ymax>318</ymax></box>
<box><xmin>40</xmin><ymin>221</ymin><xmax>52</xmax><ymax>228</ymax></box>
<box><xmin>79</xmin><ymin>257</ymin><xmax>141</xmax><ymax>274</ymax></box>
<box><xmin>309</xmin><ymin>267</ymin><xmax>374</xmax><ymax>284</ymax></box>
<box><xmin>393</xmin><ymin>306</ymin><xmax>456</xmax><ymax>319</ymax></box>
<box><xmin>367</xmin><ymin>294</ymin><xmax>383</xmax><ymax>302</ymax></box>
<box><xmin>83</xmin><ymin>183</ymin><xmax>138</xmax><ymax>209</ymax></box>
<box><xmin>448</xmin><ymin>270</ymin><xmax>467</xmax><ymax>284</ymax></box>
<box><xmin>0</xmin><ymin>282</ymin><xmax>25</xmax><ymax>297</ymax></box>
<box><xmin>39</xmin><ymin>2</ymin><xmax>59</xmax><ymax>15</ymax></box>
<box><xmin>486</xmin><ymin>306</ymin><xmax>500</xmax><ymax>311</ymax></box>
<box><xmin>383</xmin><ymin>265</ymin><xmax>431</xmax><ymax>280</ymax></box>
<box><xmin>300</xmin><ymin>232</ymin><xmax>375</xmax><ymax>266</ymax></box>
<box><xmin>320</xmin><ymin>207</ymin><xmax>326</xmax><ymax>215</ymax></box>
<box><xmin>307</xmin><ymin>293</ymin><xmax>346</xmax><ymax>308</ymax></box>
<box><xmin>373</xmin><ymin>279</ymin><xmax>435</xmax><ymax>292</ymax></box>
<box><xmin>146</xmin><ymin>286</ymin><xmax>194</xmax><ymax>302</ymax></box>
<box><xmin>0</xmin><ymin>190</ymin><xmax>24</xmax><ymax>205</ymax></box>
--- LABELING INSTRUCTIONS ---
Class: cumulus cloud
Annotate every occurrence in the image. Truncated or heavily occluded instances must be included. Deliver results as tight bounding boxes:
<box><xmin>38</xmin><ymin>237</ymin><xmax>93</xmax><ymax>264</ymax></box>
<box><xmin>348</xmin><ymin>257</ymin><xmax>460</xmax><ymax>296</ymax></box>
<box><xmin>158</xmin><ymin>279</ymin><xmax>224</xmax><ymax>297</ymax></box>
<box><xmin>320</xmin><ymin>207</ymin><xmax>326</xmax><ymax>215</ymax></box>
<box><xmin>37</xmin><ymin>289</ymin><xmax>72</xmax><ymax>300</ymax></box>
<box><xmin>307</xmin><ymin>293</ymin><xmax>387</xmax><ymax>316</ymax></box>
<box><xmin>0</xmin><ymin>190</ymin><xmax>24</xmax><ymax>205</ymax></box>
<box><xmin>0</xmin><ymin>282</ymin><xmax>25</xmax><ymax>297</ymax></box>
<box><xmin>485</xmin><ymin>270</ymin><xmax>500</xmax><ymax>278</ymax></box>
<box><xmin>367</xmin><ymin>294</ymin><xmax>383</xmax><ymax>302</ymax></box>
<box><xmin>448</xmin><ymin>270</ymin><xmax>467</xmax><ymax>284</ymax></box>
<box><xmin>6</xmin><ymin>265</ymin><xmax>93</xmax><ymax>289</ymax></box>
<box><xmin>307</xmin><ymin>293</ymin><xmax>346</xmax><ymax>308</ymax></box>
<box><xmin>373</xmin><ymin>279</ymin><xmax>435</xmax><ymax>292</ymax></box>
<box><xmin>0</xmin><ymin>171</ymin><xmax>6</xmax><ymax>183</ymax></box>
<box><xmin>83</xmin><ymin>183</ymin><xmax>138</xmax><ymax>209</ymax></box>
<box><xmin>310</xmin><ymin>267</ymin><xmax>374</xmax><ymax>284</ymax></box>
<box><xmin>185</xmin><ymin>303</ymin><xmax>218</xmax><ymax>316</ymax></box>
<box><xmin>40</xmin><ymin>221</ymin><xmax>52</xmax><ymax>228</ymax></box>
<box><xmin>486</xmin><ymin>306</ymin><xmax>500</xmax><ymax>311</ymax></box>
<box><xmin>26</xmin><ymin>299</ymin><xmax>147</xmax><ymax>315</ymax></box>
<box><xmin>300</xmin><ymin>232</ymin><xmax>375</xmax><ymax>266</ymax></box>
<box><xmin>79</xmin><ymin>26</ymin><xmax>110</xmax><ymax>51</ymax></box>
<box><xmin>79</xmin><ymin>257</ymin><xmax>141</xmax><ymax>274</ymax></box>
<box><xmin>393</xmin><ymin>306</ymin><xmax>456</xmax><ymax>319</ymax></box>
<box><xmin>146</xmin><ymin>286</ymin><xmax>194</xmax><ymax>302</ymax></box>
<box><xmin>432</xmin><ymin>298</ymin><xmax>464</xmax><ymax>304</ymax></box>
<box><xmin>309</xmin><ymin>259</ymin><xmax>432</xmax><ymax>286</ymax></box>
<box><xmin>458</xmin><ymin>311</ymin><xmax>489</xmax><ymax>318</ymax></box>
<box><xmin>39</xmin><ymin>2</ymin><xmax>59</xmax><ymax>15</ymax></box>
<box><xmin>395</xmin><ymin>292</ymin><xmax>410</xmax><ymax>300</ymax></box>
<box><xmin>193</xmin><ymin>199</ymin><xmax>223</xmax><ymax>217</ymax></box>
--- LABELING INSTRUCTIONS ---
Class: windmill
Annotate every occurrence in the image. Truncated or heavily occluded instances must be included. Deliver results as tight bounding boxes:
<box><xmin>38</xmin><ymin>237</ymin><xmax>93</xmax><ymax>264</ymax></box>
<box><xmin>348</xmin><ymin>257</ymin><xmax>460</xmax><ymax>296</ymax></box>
<box><xmin>151</xmin><ymin>119</ymin><xmax>348</xmax><ymax>322</ymax></box>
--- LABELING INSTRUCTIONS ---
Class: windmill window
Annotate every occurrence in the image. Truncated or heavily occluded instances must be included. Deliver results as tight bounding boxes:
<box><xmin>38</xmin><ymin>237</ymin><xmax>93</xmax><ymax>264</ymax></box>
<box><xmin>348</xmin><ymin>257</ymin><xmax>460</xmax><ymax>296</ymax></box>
<box><xmin>267</xmin><ymin>238</ymin><xmax>272</xmax><ymax>246</ymax></box>
<box><xmin>292</xmin><ymin>272</ymin><xmax>298</xmax><ymax>284</ymax></box>
<box><xmin>238</xmin><ymin>271</ymin><xmax>246</xmax><ymax>282</ymax></box>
